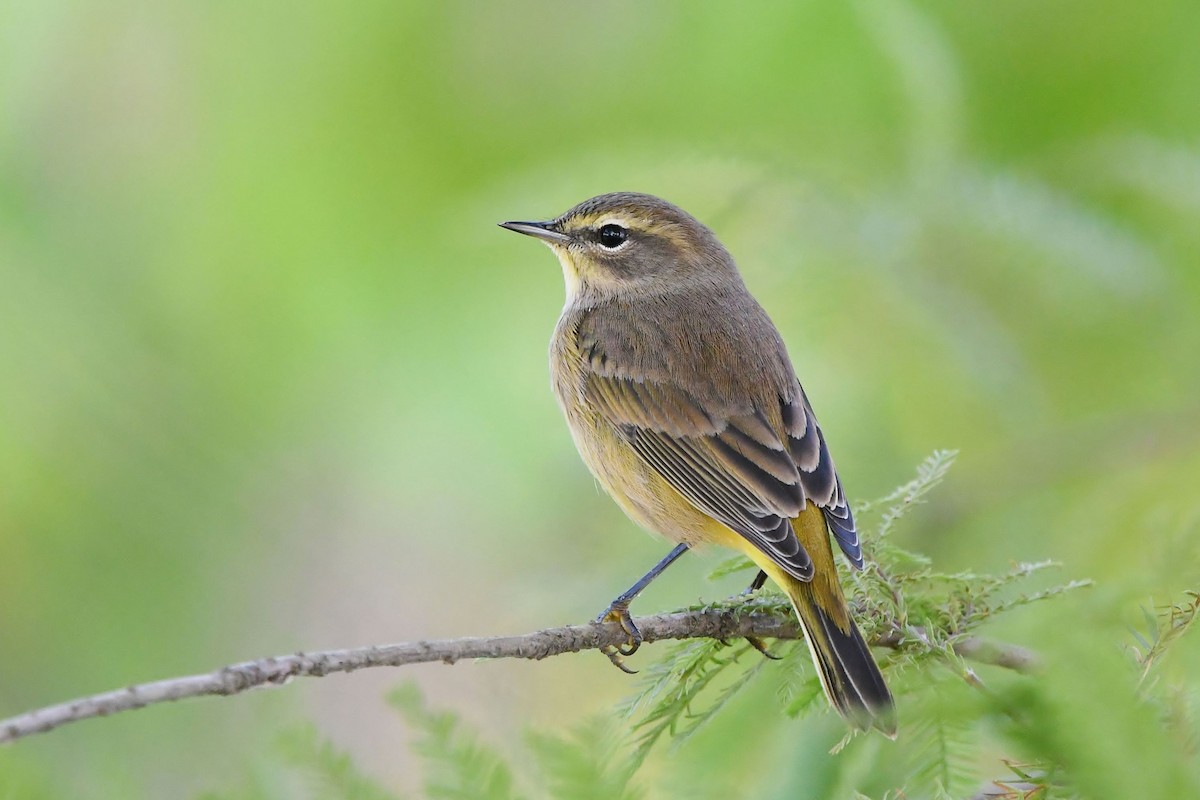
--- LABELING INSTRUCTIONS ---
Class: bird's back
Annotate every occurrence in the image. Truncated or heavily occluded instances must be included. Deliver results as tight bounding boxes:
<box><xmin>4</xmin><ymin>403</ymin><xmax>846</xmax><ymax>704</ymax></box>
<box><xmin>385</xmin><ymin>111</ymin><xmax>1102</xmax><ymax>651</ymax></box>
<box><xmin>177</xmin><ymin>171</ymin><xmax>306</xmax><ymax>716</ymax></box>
<box><xmin>554</xmin><ymin>287</ymin><xmax>800</xmax><ymax>416</ymax></box>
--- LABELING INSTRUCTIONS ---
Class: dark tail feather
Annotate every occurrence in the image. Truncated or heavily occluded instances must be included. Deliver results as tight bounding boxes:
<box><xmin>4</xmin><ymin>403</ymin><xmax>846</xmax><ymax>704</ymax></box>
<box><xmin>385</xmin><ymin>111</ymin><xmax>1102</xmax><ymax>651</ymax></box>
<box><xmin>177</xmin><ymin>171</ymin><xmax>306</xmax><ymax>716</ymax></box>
<box><xmin>791</xmin><ymin>583</ymin><xmax>897</xmax><ymax>736</ymax></box>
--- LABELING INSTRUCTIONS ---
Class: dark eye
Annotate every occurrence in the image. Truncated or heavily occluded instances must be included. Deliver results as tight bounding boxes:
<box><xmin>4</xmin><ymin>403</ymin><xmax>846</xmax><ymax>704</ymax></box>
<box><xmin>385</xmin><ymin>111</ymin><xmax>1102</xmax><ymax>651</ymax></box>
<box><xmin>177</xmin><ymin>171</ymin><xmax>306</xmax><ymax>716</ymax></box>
<box><xmin>597</xmin><ymin>224</ymin><xmax>628</xmax><ymax>249</ymax></box>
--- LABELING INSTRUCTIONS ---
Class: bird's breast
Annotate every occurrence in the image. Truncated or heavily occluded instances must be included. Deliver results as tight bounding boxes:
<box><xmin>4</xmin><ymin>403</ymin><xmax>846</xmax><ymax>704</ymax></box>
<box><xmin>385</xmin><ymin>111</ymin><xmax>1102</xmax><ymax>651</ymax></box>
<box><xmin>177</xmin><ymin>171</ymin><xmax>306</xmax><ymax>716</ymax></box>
<box><xmin>549</xmin><ymin>313</ymin><xmax>717</xmax><ymax>546</ymax></box>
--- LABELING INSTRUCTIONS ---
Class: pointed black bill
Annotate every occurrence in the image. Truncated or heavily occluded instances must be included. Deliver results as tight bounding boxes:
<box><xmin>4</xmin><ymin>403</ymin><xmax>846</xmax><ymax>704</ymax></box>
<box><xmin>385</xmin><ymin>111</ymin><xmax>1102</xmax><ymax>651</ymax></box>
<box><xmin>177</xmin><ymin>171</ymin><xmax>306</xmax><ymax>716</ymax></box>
<box><xmin>498</xmin><ymin>220</ymin><xmax>571</xmax><ymax>244</ymax></box>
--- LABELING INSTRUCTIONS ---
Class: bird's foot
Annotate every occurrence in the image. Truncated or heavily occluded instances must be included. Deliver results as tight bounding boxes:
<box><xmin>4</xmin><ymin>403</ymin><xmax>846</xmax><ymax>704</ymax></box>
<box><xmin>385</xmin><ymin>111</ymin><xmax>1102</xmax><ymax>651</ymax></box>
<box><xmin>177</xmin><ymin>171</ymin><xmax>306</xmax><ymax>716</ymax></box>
<box><xmin>746</xmin><ymin>635</ymin><xmax>782</xmax><ymax>660</ymax></box>
<box><xmin>595</xmin><ymin>601</ymin><xmax>642</xmax><ymax>673</ymax></box>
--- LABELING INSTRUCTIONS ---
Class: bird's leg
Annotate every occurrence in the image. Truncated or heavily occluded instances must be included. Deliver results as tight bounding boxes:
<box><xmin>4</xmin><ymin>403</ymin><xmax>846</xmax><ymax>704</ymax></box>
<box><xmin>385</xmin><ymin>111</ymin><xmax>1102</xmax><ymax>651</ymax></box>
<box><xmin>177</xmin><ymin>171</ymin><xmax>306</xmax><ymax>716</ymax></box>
<box><xmin>740</xmin><ymin>570</ymin><xmax>780</xmax><ymax>659</ymax></box>
<box><xmin>596</xmin><ymin>543</ymin><xmax>689</xmax><ymax>671</ymax></box>
<box><xmin>742</xmin><ymin>569</ymin><xmax>768</xmax><ymax>594</ymax></box>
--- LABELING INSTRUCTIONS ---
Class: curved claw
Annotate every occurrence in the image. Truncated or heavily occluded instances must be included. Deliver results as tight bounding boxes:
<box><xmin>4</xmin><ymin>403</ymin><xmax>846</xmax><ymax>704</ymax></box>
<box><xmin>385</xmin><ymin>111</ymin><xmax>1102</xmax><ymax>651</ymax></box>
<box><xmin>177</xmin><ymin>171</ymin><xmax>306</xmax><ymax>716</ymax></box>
<box><xmin>596</xmin><ymin>601</ymin><xmax>643</xmax><ymax>670</ymax></box>
<box><xmin>615</xmin><ymin>640</ymin><xmax>639</xmax><ymax>657</ymax></box>
<box><xmin>600</xmin><ymin>646</ymin><xmax>639</xmax><ymax>674</ymax></box>
<box><xmin>746</xmin><ymin>635</ymin><xmax>782</xmax><ymax>660</ymax></box>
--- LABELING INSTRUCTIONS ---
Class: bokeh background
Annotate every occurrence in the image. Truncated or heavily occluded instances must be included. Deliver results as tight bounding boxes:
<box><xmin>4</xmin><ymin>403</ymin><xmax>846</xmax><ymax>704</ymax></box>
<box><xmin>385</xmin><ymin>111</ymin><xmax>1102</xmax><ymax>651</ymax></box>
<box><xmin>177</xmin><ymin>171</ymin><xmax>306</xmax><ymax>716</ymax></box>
<box><xmin>2</xmin><ymin>1</ymin><xmax>1199</xmax><ymax>797</ymax></box>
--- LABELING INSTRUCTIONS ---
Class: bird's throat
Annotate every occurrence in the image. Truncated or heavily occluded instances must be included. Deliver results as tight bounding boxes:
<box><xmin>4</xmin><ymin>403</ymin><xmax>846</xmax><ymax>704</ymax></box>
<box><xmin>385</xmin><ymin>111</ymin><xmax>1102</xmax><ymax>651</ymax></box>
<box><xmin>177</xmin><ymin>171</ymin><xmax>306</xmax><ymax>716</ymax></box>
<box><xmin>549</xmin><ymin>245</ymin><xmax>584</xmax><ymax>306</ymax></box>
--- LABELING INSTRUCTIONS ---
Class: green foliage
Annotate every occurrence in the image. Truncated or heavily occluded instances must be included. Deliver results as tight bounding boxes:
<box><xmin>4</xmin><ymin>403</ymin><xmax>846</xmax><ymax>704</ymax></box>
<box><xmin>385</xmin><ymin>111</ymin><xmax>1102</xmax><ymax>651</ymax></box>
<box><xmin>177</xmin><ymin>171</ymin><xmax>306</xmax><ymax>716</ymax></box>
<box><xmin>615</xmin><ymin>637</ymin><xmax>775</xmax><ymax>770</ymax></box>
<box><xmin>197</xmin><ymin>727</ymin><xmax>401</xmax><ymax>800</ymax></box>
<box><xmin>187</xmin><ymin>455</ymin><xmax>1198</xmax><ymax>799</ymax></box>
<box><xmin>275</xmin><ymin>726</ymin><xmax>401</xmax><ymax>800</ymax></box>
<box><xmin>613</xmin><ymin>453</ymin><xmax>1197</xmax><ymax>799</ymax></box>
<box><xmin>387</xmin><ymin>688</ymin><xmax>646</xmax><ymax>800</ymax></box>
<box><xmin>979</xmin><ymin>592</ymin><xmax>1200</xmax><ymax>800</ymax></box>
<box><xmin>388</xmin><ymin>684</ymin><xmax>523</xmax><ymax>800</ymax></box>
<box><xmin>977</xmin><ymin>761</ymin><xmax>1066</xmax><ymax>800</ymax></box>
<box><xmin>525</xmin><ymin>719</ymin><xmax>642</xmax><ymax>800</ymax></box>
<box><xmin>627</xmin><ymin>452</ymin><xmax>1092</xmax><ymax>792</ymax></box>
<box><xmin>902</xmin><ymin>680</ymin><xmax>982</xmax><ymax>798</ymax></box>
<box><xmin>1132</xmin><ymin>591</ymin><xmax>1200</xmax><ymax>689</ymax></box>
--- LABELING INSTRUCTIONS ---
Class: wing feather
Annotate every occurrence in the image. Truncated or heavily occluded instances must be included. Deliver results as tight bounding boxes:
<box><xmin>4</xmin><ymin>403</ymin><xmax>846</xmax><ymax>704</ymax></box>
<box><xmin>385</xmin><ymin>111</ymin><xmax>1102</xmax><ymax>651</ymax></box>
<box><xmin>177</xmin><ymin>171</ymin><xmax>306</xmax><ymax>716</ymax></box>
<box><xmin>783</xmin><ymin>394</ymin><xmax>862</xmax><ymax>567</ymax></box>
<box><xmin>580</xmin><ymin>345</ymin><xmax>861</xmax><ymax>576</ymax></box>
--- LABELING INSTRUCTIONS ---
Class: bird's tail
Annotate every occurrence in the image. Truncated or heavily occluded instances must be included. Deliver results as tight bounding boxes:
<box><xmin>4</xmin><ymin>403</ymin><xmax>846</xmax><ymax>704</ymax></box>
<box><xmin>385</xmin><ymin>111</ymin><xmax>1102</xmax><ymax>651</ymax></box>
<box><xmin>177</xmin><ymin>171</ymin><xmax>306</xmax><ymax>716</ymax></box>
<box><xmin>712</xmin><ymin>504</ymin><xmax>896</xmax><ymax>734</ymax></box>
<box><xmin>773</xmin><ymin>503</ymin><xmax>896</xmax><ymax>736</ymax></box>
<box><xmin>781</xmin><ymin>571</ymin><xmax>896</xmax><ymax>736</ymax></box>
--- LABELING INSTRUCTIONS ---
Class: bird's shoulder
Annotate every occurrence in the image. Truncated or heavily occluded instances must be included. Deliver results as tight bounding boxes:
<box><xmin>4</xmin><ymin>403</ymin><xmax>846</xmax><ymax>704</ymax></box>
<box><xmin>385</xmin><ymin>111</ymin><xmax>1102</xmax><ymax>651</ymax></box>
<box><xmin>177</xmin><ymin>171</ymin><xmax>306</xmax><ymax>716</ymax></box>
<box><xmin>564</xmin><ymin>289</ymin><xmax>798</xmax><ymax>408</ymax></box>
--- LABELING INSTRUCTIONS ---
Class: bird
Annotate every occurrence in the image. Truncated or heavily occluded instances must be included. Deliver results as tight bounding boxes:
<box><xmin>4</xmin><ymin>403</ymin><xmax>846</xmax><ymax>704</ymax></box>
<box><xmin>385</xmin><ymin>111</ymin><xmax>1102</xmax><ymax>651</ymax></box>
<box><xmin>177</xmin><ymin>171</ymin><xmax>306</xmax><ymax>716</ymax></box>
<box><xmin>500</xmin><ymin>192</ymin><xmax>895</xmax><ymax>735</ymax></box>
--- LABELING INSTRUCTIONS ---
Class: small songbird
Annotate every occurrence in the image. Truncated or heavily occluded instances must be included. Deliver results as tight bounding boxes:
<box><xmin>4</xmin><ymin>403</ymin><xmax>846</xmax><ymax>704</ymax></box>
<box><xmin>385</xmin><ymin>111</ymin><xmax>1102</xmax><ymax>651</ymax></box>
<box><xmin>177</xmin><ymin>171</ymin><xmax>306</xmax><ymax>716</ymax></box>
<box><xmin>500</xmin><ymin>192</ymin><xmax>895</xmax><ymax>735</ymax></box>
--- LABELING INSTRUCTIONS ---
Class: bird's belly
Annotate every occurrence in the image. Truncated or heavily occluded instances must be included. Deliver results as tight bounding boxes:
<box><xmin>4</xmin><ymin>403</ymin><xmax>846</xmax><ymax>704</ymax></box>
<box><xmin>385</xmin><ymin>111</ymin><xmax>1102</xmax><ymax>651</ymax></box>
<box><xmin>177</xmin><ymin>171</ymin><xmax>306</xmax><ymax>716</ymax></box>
<box><xmin>564</xmin><ymin>411</ymin><xmax>716</xmax><ymax>547</ymax></box>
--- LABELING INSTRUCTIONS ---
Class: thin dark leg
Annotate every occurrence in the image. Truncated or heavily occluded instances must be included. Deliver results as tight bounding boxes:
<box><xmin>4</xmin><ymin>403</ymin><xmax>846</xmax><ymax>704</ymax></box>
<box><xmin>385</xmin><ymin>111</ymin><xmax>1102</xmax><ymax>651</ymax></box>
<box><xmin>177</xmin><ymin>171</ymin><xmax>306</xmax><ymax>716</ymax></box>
<box><xmin>745</xmin><ymin>569</ymin><xmax>768</xmax><ymax>594</ymax></box>
<box><xmin>741</xmin><ymin>570</ymin><xmax>779</xmax><ymax>659</ymax></box>
<box><xmin>609</xmin><ymin>543</ymin><xmax>690</xmax><ymax>608</ymax></box>
<box><xmin>596</xmin><ymin>543</ymin><xmax>689</xmax><ymax>671</ymax></box>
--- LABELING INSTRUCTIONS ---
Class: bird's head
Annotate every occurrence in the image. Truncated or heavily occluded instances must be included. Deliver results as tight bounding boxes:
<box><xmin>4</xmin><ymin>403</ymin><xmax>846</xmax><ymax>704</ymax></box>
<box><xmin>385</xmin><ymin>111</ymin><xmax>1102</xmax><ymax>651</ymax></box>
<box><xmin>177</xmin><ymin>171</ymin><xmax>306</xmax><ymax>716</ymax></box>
<box><xmin>501</xmin><ymin>192</ymin><xmax>739</xmax><ymax>303</ymax></box>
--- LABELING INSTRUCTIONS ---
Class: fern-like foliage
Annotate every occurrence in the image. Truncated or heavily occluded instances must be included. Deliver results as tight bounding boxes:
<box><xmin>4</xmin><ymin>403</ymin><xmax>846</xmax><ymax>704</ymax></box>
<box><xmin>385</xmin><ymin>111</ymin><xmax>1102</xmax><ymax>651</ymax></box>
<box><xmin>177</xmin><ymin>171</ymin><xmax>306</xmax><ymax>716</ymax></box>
<box><xmin>621</xmin><ymin>450</ymin><xmax>1092</xmax><ymax>785</ymax></box>
<box><xmin>970</xmin><ymin>760</ymin><xmax>1065</xmax><ymax>800</ymax></box>
<box><xmin>387</xmin><ymin>691</ymin><xmax>646</xmax><ymax>800</ymax></box>
<box><xmin>202</xmin><ymin>454</ymin><xmax>1199</xmax><ymax>800</ymax></box>
<box><xmin>1131</xmin><ymin>590</ymin><xmax>1200</xmax><ymax>689</ymax></box>
<box><xmin>955</xmin><ymin>588</ymin><xmax>1200</xmax><ymax>800</ymax></box>
<box><xmin>276</xmin><ymin>725</ymin><xmax>402</xmax><ymax>800</ymax></box>
<box><xmin>525</xmin><ymin>718</ymin><xmax>643</xmax><ymax>800</ymax></box>
<box><xmin>388</xmin><ymin>683</ymin><xmax>525</xmax><ymax>800</ymax></box>
<box><xmin>614</xmin><ymin>636</ymin><xmax>776</xmax><ymax>770</ymax></box>
<box><xmin>901</xmin><ymin>679</ymin><xmax>981</xmax><ymax>798</ymax></box>
<box><xmin>198</xmin><ymin>726</ymin><xmax>403</xmax><ymax>800</ymax></box>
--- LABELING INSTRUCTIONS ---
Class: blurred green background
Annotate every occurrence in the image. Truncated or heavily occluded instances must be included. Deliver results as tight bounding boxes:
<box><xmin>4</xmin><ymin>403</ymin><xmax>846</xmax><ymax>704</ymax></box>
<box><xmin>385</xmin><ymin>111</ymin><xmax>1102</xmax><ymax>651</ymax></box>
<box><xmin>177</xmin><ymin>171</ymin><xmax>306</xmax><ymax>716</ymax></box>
<box><xmin>2</xmin><ymin>1</ymin><xmax>1199</xmax><ymax>797</ymax></box>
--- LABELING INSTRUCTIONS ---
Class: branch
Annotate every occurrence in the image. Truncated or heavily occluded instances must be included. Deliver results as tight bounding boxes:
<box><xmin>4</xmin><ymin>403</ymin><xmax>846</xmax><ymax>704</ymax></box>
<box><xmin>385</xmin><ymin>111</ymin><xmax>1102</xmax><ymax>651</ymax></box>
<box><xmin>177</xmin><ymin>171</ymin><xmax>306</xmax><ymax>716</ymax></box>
<box><xmin>0</xmin><ymin>608</ymin><xmax>1036</xmax><ymax>746</ymax></box>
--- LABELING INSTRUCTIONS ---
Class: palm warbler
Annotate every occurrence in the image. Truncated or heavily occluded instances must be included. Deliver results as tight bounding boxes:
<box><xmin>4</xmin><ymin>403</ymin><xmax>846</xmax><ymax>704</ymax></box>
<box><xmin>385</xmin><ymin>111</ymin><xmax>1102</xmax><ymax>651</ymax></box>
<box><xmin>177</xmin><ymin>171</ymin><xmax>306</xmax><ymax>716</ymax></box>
<box><xmin>501</xmin><ymin>192</ymin><xmax>895</xmax><ymax>735</ymax></box>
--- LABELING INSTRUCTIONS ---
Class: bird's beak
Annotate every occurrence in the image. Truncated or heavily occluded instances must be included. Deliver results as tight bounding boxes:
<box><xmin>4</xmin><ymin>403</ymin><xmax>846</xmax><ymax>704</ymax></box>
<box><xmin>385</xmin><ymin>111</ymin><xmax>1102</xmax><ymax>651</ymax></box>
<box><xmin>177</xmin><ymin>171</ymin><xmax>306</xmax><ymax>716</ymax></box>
<box><xmin>498</xmin><ymin>220</ymin><xmax>572</xmax><ymax>244</ymax></box>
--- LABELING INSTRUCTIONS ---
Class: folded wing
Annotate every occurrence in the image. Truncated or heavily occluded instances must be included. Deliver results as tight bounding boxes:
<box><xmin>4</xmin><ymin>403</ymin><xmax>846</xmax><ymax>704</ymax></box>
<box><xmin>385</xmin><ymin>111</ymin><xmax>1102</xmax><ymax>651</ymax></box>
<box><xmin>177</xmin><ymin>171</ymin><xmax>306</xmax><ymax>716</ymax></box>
<box><xmin>584</xmin><ymin>370</ymin><xmax>862</xmax><ymax>580</ymax></box>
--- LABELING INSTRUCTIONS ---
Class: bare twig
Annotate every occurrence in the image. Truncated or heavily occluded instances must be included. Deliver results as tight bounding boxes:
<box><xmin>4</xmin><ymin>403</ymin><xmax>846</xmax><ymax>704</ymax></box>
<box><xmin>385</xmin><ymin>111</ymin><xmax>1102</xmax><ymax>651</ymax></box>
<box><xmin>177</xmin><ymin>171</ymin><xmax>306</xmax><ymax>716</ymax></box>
<box><xmin>0</xmin><ymin>608</ymin><xmax>1036</xmax><ymax>746</ymax></box>
<box><xmin>954</xmin><ymin>635</ymin><xmax>1042</xmax><ymax>673</ymax></box>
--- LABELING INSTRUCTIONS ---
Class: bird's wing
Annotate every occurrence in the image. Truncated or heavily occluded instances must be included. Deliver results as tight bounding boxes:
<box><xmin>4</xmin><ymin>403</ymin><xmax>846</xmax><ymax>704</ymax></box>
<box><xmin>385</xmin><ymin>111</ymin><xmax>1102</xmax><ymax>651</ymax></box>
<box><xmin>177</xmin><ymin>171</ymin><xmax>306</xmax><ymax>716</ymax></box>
<box><xmin>583</xmin><ymin>368</ymin><xmax>862</xmax><ymax>580</ymax></box>
<box><xmin>786</xmin><ymin>388</ymin><xmax>861</xmax><ymax>568</ymax></box>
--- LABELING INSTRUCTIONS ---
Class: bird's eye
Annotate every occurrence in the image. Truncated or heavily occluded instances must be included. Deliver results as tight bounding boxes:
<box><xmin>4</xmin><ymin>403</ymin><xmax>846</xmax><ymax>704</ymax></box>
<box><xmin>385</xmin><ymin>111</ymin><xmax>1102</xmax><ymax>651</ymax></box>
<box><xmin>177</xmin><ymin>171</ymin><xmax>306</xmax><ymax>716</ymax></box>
<box><xmin>597</xmin><ymin>224</ymin><xmax>628</xmax><ymax>249</ymax></box>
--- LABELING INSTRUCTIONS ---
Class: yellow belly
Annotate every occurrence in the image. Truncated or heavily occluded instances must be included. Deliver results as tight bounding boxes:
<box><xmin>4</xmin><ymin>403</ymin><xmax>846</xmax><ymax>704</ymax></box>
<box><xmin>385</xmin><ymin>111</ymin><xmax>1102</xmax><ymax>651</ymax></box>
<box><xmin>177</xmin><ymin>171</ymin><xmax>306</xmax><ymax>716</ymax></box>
<box><xmin>560</xmin><ymin>405</ymin><xmax>724</xmax><ymax>547</ymax></box>
<box><xmin>551</xmin><ymin>314</ymin><xmax>733</xmax><ymax>548</ymax></box>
